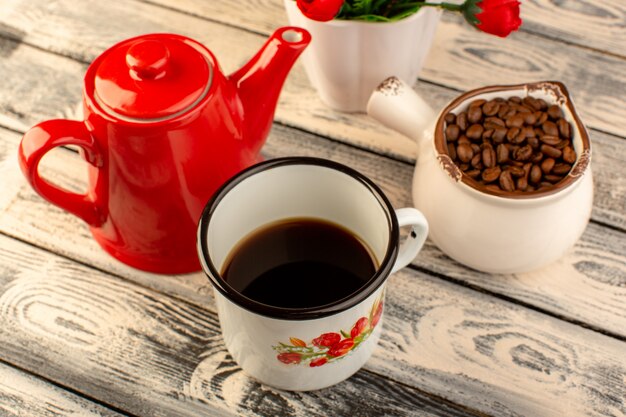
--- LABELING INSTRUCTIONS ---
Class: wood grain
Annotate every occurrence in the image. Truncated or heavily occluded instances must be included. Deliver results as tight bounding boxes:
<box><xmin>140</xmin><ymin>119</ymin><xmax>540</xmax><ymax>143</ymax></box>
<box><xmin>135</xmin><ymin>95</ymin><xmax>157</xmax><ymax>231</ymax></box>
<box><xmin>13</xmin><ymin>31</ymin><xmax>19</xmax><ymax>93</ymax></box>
<box><xmin>0</xmin><ymin>36</ymin><xmax>624</xmax><ymax>230</ymax></box>
<box><xmin>142</xmin><ymin>0</ymin><xmax>626</xmax><ymax>56</ymax></box>
<box><xmin>0</xmin><ymin>0</ymin><xmax>625</xmax><ymax>142</ymax></box>
<box><xmin>0</xmin><ymin>234</ymin><xmax>482</xmax><ymax>417</ymax></box>
<box><xmin>520</xmin><ymin>0</ymin><xmax>626</xmax><ymax>56</ymax></box>
<box><xmin>1</xmin><ymin>110</ymin><xmax>625</xmax><ymax>341</ymax></box>
<box><xmin>0</xmin><ymin>233</ymin><xmax>624</xmax><ymax>417</ymax></box>
<box><xmin>0</xmin><ymin>362</ymin><xmax>123</xmax><ymax>417</ymax></box>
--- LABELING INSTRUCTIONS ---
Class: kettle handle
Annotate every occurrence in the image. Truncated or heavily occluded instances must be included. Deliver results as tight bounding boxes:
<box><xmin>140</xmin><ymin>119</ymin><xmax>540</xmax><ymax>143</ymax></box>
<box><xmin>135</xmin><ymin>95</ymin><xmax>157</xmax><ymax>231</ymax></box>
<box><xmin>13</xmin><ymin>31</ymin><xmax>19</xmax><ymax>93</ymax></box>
<box><xmin>18</xmin><ymin>120</ymin><xmax>105</xmax><ymax>227</ymax></box>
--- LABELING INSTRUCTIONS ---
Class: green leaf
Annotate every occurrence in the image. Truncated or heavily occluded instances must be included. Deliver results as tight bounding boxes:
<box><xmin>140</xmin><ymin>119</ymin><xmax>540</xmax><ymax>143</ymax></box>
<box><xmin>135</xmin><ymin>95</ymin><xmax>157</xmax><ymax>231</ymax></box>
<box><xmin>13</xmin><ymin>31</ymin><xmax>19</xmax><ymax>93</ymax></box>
<box><xmin>340</xmin><ymin>329</ymin><xmax>351</xmax><ymax>338</ymax></box>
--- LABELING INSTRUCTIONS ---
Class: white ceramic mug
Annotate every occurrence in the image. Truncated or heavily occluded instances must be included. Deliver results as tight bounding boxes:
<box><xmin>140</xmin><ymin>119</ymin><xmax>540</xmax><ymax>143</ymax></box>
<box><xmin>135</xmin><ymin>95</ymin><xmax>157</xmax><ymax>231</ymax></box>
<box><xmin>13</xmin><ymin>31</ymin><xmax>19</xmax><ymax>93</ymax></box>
<box><xmin>197</xmin><ymin>157</ymin><xmax>428</xmax><ymax>391</ymax></box>
<box><xmin>283</xmin><ymin>0</ymin><xmax>441</xmax><ymax>112</ymax></box>
<box><xmin>368</xmin><ymin>78</ymin><xmax>593</xmax><ymax>274</ymax></box>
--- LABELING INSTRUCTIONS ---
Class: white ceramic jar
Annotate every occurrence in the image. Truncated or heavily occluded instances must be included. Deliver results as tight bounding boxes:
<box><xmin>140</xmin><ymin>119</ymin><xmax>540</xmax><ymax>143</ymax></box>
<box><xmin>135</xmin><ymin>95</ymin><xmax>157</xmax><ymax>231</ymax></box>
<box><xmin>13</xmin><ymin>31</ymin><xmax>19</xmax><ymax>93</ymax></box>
<box><xmin>368</xmin><ymin>78</ymin><xmax>593</xmax><ymax>274</ymax></box>
<box><xmin>197</xmin><ymin>157</ymin><xmax>428</xmax><ymax>390</ymax></box>
<box><xmin>283</xmin><ymin>0</ymin><xmax>441</xmax><ymax>112</ymax></box>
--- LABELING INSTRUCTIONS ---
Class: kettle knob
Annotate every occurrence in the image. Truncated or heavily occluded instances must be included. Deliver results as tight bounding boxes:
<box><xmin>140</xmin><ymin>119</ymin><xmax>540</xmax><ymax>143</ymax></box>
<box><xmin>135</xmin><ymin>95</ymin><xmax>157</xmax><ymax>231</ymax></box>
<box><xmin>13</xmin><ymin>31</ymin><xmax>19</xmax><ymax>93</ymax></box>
<box><xmin>126</xmin><ymin>40</ymin><xmax>170</xmax><ymax>80</ymax></box>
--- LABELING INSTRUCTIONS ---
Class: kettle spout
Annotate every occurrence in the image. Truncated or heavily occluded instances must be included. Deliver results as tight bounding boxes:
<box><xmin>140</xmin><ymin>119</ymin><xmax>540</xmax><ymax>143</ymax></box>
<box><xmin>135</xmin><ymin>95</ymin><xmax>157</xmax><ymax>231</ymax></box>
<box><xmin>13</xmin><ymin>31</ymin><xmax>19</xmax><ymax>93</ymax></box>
<box><xmin>367</xmin><ymin>77</ymin><xmax>436</xmax><ymax>144</ymax></box>
<box><xmin>229</xmin><ymin>27</ymin><xmax>311</xmax><ymax>151</ymax></box>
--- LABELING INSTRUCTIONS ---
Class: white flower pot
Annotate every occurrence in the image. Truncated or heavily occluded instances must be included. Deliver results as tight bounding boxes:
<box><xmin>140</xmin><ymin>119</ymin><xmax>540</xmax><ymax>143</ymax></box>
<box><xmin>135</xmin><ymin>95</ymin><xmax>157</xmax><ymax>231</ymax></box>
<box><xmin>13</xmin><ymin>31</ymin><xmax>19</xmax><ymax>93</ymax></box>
<box><xmin>284</xmin><ymin>0</ymin><xmax>442</xmax><ymax>112</ymax></box>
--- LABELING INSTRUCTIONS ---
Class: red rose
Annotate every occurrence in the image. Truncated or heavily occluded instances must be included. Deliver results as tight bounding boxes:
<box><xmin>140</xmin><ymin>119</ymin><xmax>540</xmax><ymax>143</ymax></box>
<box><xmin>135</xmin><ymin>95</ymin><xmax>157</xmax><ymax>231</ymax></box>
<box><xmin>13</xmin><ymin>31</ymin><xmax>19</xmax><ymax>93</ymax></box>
<box><xmin>462</xmin><ymin>0</ymin><xmax>522</xmax><ymax>38</ymax></box>
<box><xmin>309</xmin><ymin>357</ymin><xmax>328</xmax><ymax>367</ymax></box>
<box><xmin>371</xmin><ymin>301</ymin><xmax>383</xmax><ymax>328</ymax></box>
<box><xmin>327</xmin><ymin>339</ymin><xmax>354</xmax><ymax>357</ymax></box>
<box><xmin>296</xmin><ymin>0</ymin><xmax>344</xmax><ymax>22</ymax></box>
<box><xmin>312</xmin><ymin>332</ymin><xmax>341</xmax><ymax>348</ymax></box>
<box><xmin>351</xmin><ymin>317</ymin><xmax>369</xmax><ymax>338</ymax></box>
<box><xmin>277</xmin><ymin>352</ymin><xmax>302</xmax><ymax>364</ymax></box>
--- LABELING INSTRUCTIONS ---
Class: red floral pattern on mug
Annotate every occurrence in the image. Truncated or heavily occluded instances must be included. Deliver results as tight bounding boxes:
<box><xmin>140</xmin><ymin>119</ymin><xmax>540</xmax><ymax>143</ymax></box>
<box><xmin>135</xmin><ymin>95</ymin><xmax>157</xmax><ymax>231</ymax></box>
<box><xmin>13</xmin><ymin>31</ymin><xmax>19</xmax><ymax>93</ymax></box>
<box><xmin>273</xmin><ymin>293</ymin><xmax>384</xmax><ymax>367</ymax></box>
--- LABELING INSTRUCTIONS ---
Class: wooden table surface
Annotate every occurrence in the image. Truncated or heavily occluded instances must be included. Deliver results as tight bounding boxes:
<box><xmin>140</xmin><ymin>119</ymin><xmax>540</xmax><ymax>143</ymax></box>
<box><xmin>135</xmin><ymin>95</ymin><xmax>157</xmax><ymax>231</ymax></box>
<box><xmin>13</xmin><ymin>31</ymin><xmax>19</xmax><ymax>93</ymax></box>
<box><xmin>0</xmin><ymin>1</ymin><xmax>624</xmax><ymax>416</ymax></box>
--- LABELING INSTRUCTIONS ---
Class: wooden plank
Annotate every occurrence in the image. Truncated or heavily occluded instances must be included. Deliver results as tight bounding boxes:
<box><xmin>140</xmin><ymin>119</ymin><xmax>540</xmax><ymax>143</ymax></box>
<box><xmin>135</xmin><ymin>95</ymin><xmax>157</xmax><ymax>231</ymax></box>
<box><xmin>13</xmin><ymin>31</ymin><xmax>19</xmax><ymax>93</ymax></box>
<box><xmin>0</xmin><ymin>0</ymin><xmax>625</xmax><ymax>143</ymax></box>
<box><xmin>0</xmin><ymin>234</ymin><xmax>483</xmax><ymax>417</ymax></box>
<box><xmin>142</xmin><ymin>0</ymin><xmax>626</xmax><ymax>56</ymax></box>
<box><xmin>0</xmin><ymin>233</ymin><xmax>624</xmax><ymax>417</ymax></box>
<box><xmin>0</xmin><ymin>362</ymin><xmax>123</xmax><ymax>417</ymax></box>
<box><xmin>0</xmin><ymin>37</ymin><xmax>624</xmax><ymax>231</ymax></box>
<box><xmin>1</xmin><ymin>108</ymin><xmax>625</xmax><ymax>341</ymax></box>
<box><xmin>520</xmin><ymin>0</ymin><xmax>626</xmax><ymax>56</ymax></box>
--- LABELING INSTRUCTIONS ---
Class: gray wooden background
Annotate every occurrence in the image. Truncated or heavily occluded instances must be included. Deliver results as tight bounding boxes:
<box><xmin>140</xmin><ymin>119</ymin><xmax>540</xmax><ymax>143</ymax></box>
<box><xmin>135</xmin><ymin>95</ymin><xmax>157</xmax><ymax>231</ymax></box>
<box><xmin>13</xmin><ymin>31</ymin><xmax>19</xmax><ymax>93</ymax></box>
<box><xmin>0</xmin><ymin>1</ymin><xmax>624</xmax><ymax>416</ymax></box>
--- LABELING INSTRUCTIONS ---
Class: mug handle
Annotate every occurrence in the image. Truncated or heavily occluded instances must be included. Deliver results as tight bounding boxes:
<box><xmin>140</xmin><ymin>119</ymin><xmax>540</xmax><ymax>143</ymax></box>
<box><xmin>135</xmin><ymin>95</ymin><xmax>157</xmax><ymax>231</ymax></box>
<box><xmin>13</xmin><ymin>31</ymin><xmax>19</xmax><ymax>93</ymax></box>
<box><xmin>391</xmin><ymin>207</ymin><xmax>429</xmax><ymax>274</ymax></box>
<box><xmin>18</xmin><ymin>119</ymin><xmax>105</xmax><ymax>227</ymax></box>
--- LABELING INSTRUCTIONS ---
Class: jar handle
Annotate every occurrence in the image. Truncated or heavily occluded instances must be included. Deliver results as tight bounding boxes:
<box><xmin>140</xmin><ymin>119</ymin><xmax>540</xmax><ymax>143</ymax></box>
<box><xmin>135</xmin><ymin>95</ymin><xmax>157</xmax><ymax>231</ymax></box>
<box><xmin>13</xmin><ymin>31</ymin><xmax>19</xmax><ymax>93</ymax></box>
<box><xmin>391</xmin><ymin>207</ymin><xmax>429</xmax><ymax>274</ymax></box>
<box><xmin>18</xmin><ymin>120</ymin><xmax>105</xmax><ymax>227</ymax></box>
<box><xmin>367</xmin><ymin>76</ymin><xmax>437</xmax><ymax>153</ymax></box>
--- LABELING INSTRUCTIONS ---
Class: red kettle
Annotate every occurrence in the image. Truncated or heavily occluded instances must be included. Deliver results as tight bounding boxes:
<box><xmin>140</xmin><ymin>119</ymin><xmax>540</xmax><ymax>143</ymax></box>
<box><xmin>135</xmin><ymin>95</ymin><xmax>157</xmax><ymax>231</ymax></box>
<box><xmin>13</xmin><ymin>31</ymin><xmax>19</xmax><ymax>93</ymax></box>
<box><xmin>18</xmin><ymin>27</ymin><xmax>311</xmax><ymax>274</ymax></box>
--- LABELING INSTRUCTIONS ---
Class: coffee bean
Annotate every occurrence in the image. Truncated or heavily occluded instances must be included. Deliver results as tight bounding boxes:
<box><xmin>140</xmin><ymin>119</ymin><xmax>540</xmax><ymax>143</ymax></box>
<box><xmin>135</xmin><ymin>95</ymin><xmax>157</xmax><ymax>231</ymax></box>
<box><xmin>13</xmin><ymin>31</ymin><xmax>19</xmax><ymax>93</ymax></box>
<box><xmin>522</xmin><ymin>126</ymin><xmax>535</xmax><ymax>139</ymax></box>
<box><xmin>506</xmin><ymin>114</ymin><xmax>525</xmax><ymax>128</ymax></box>
<box><xmin>547</xmin><ymin>105</ymin><xmax>563</xmax><ymax>120</ymax></box>
<box><xmin>524</xmin><ymin>112</ymin><xmax>538</xmax><ymax>125</ymax></box>
<box><xmin>557</xmin><ymin>118</ymin><xmax>571</xmax><ymax>138</ymax></box>
<box><xmin>466</xmin><ymin>124</ymin><xmax>484</xmax><ymax>140</ymax></box>
<box><xmin>536</xmin><ymin>112</ymin><xmax>548</xmax><ymax>126</ymax></box>
<box><xmin>444</xmin><ymin>96</ymin><xmax>577</xmax><ymax>194</ymax></box>
<box><xmin>514</xmin><ymin>144</ymin><xmax>533</xmax><ymax>161</ymax></box>
<box><xmin>466</xmin><ymin>169</ymin><xmax>481</xmax><ymax>179</ymax></box>
<box><xmin>457</xmin><ymin>112</ymin><xmax>468</xmax><ymax>131</ymax></box>
<box><xmin>492</xmin><ymin>127</ymin><xmax>507</xmax><ymax>144</ymax></box>
<box><xmin>469</xmin><ymin>99</ymin><xmax>486</xmax><ymax>108</ymax></box>
<box><xmin>516</xmin><ymin>176</ymin><xmax>528</xmax><ymax>191</ymax></box>
<box><xmin>555</xmin><ymin>139</ymin><xmax>570</xmax><ymax>149</ymax></box>
<box><xmin>485</xmin><ymin>116</ymin><xmax>506</xmax><ymax>127</ymax></box>
<box><xmin>552</xmin><ymin>163</ymin><xmax>572</xmax><ymax>175</ymax></box>
<box><xmin>529</xmin><ymin>164</ymin><xmax>542</xmax><ymax>184</ymax></box>
<box><xmin>541</xmin><ymin>144</ymin><xmax>562</xmax><ymax>158</ymax></box>
<box><xmin>507</xmin><ymin>166</ymin><xmax>525</xmax><ymax>177</ymax></box>
<box><xmin>482</xmin><ymin>166</ymin><xmax>501</xmax><ymax>183</ymax></box>
<box><xmin>531</xmin><ymin>152</ymin><xmax>544</xmax><ymax>163</ymax></box>
<box><xmin>471</xmin><ymin>153</ymin><xmax>483</xmax><ymax>169</ymax></box>
<box><xmin>468</xmin><ymin>106</ymin><xmax>483</xmax><ymax>124</ymax></box>
<box><xmin>482</xmin><ymin>146</ymin><xmax>496</xmax><ymax>168</ymax></box>
<box><xmin>445</xmin><ymin>124</ymin><xmax>460</xmax><ymax>141</ymax></box>
<box><xmin>545</xmin><ymin>174</ymin><xmax>563</xmax><ymax>183</ymax></box>
<box><xmin>510</xmin><ymin>96</ymin><xmax>522</xmax><ymax>103</ymax></box>
<box><xmin>482</xmin><ymin>100</ymin><xmax>500</xmax><ymax>116</ymax></box>
<box><xmin>528</xmin><ymin>136</ymin><xmax>540</xmax><ymax>149</ymax></box>
<box><xmin>499</xmin><ymin>170</ymin><xmax>515</xmax><ymax>192</ymax></box>
<box><xmin>542</xmin><ymin>121</ymin><xmax>559</xmax><ymax>136</ymax></box>
<box><xmin>562</xmin><ymin>146</ymin><xmax>576</xmax><ymax>164</ymax></box>
<box><xmin>523</xmin><ymin>96</ymin><xmax>542</xmax><ymax>111</ymax></box>
<box><xmin>457</xmin><ymin>143</ymin><xmax>473</xmax><ymax>163</ymax></box>
<box><xmin>507</xmin><ymin>127</ymin><xmax>525</xmax><ymax>144</ymax></box>
<box><xmin>541</xmin><ymin>157</ymin><xmax>555</xmax><ymax>174</ymax></box>
<box><xmin>447</xmin><ymin>143</ymin><xmax>457</xmax><ymax>160</ymax></box>
<box><xmin>496</xmin><ymin>144</ymin><xmax>509</xmax><ymax>164</ymax></box>
<box><xmin>540</xmin><ymin>135</ymin><xmax>561</xmax><ymax>146</ymax></box>
<box><xmin>497</xmin><ymin>104</ymin><xmax>512</xmax><ymax>119</ymax></box>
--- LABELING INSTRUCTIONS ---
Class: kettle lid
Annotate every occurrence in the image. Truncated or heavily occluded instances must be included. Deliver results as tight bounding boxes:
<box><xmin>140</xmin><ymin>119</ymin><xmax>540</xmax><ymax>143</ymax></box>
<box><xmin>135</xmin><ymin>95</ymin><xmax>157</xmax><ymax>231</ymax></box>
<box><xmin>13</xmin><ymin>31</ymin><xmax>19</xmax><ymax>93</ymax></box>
<box><xmin>93</xmin><ymin>34</ymin><xmax>211</xmax><ymax>121</ymax></box>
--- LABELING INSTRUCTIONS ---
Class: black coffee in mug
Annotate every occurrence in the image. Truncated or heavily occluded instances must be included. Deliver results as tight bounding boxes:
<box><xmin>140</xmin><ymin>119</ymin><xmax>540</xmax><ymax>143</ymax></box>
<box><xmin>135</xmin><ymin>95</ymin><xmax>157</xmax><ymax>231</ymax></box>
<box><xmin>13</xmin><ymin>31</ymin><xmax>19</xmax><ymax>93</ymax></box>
<box><xmin>221</xmin><ymin>218</ymin><xmax>377</xmax><ymax>309</ymax></box>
